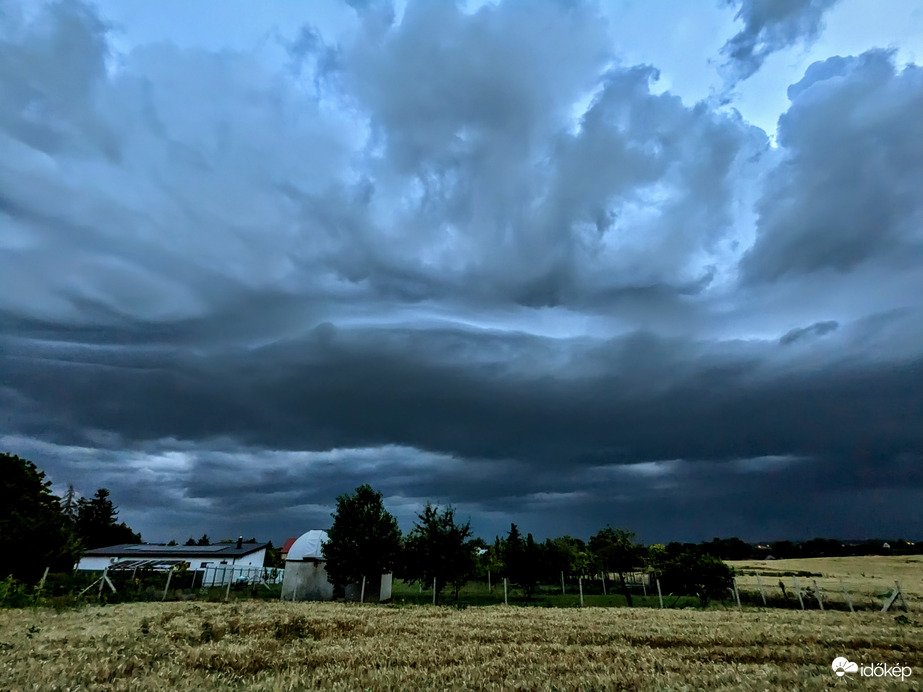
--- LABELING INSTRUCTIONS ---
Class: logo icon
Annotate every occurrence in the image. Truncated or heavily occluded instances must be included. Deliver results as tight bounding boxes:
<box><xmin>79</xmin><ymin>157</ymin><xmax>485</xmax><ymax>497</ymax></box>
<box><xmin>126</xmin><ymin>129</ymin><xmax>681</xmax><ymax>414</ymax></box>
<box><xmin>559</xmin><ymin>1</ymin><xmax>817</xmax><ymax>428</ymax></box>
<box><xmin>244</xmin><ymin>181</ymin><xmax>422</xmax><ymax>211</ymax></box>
<box><xmin>832</xmin><ymin>657</ymin><xmax>859</xmax><ymax>677</ymax></box>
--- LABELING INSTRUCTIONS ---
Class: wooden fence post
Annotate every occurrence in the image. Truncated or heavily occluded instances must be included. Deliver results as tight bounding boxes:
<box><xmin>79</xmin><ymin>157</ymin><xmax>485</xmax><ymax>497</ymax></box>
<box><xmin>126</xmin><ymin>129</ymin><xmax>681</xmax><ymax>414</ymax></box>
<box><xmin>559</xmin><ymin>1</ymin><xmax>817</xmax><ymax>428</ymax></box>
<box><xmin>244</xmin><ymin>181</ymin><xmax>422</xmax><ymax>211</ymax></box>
<box><xmin>503</xmin><ymin>578</ymin><xmax>508</xmax><ymax>606</ymax></box>
<box><xmin>487</xmin><ymin>570</ymin><xmax>491</xmax><ymax>593</ymax></box>
<box><xmin>360</xmin><ymin>575</ymin><xmax>366</xmax><ymax>604</ymax></box>
<box><xmin>601</xmin><ymin>572</ymin><xmax>606</xmax><ymax>596</ymax></box>
<box><xmin>38</xmin><ymin>567</ymin><xmax>49</xmax><ymax>594</ymax></box>
<box><xmin>578</xmin><ymin>576</ymin><xmax>584</xmax><ymax>607</ymax></box>
<box><xmin>432</xmin><ymin>577</ymin><xmax>437</xmax><ymax>605</ymax></box>
<box><xmin>561</xmin><ymin>571</ymin><xmax>565</xmax><ymax>595</ymax></box>
<box><xmin>656</xmin><ymin>577</ymin><xmax>663</xmax><ymax>609</ymax></box>
<box><xmin>881</xmin><ymin>582</ymin><xmax>907</xmax><ymax>612</ymax></box>
<box><xmin>896</xmin><ymin>582</ymin><xmax>908</xmax><ymax>611</ymax></box>
<box><xmin>755</xmin><ymin>574</ymin><xmax>767</xmax><ymax>606</ymax></box>
<box><xmin>732</xmin><ymin>577</ymin><xmax>742</xmax><ymax>612</ymax></box>
<box><xmin>838</xmin><ymin>577</ymin><xmax>854</xmax><ymax>613</ymax></box>
<box><xmin>793</xmin><ymin>577</ymin><xmax>805</xmax><ymax>610</ymax></box>
<box><xmin>641</xmin><ymin>576</ymin><xmax>647</xmax><ymax>598</ymax></box>
<box><xmin>163</xmin><ymin>567</ymin><xmax>174</xmax><ymax>602</ymax></box>
<box><xmin>812</xmin><ymin>579</ymin><xmax>824</xmax><ymax>610</ymax></box>
<box><xmin>224</xmin><ymin>569</ymin><xmax>232</xmax><ymax>601</ymax></box>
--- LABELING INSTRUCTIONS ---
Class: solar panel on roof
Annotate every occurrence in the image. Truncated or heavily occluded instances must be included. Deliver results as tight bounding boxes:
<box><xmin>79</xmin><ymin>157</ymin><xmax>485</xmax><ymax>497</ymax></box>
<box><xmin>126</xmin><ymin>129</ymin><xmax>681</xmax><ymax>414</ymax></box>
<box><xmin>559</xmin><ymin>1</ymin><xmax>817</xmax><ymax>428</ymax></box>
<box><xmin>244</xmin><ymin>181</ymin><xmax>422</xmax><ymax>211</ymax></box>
<box><xmin>122</xmin><ymin>545</ymin><xmax>230</xmax><ymax>553</ymax></box>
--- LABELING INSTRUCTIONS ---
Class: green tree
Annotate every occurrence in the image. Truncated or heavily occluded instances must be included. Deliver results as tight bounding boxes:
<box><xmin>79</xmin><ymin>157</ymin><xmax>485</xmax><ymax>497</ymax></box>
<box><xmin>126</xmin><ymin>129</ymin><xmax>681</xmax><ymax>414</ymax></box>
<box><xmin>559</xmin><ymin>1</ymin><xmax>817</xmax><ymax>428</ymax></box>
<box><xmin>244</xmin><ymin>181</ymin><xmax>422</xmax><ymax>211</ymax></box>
<box><xmin>196</xmin><ymin>534</ymin><xmax>210</xmax><ymax>546</ymax></box>
<box><xmin>75</xmin><ymin>488</ymin><xmax>142</xmax><ymax>549</ymax></box>
<box><xmin>589</xmin><ymin>526</ymin><xmax>642</xmax><ymax>606</ymax></box>
<box><xmin>539</xmin><ymin>536</ymin><xmax>585</xmax><ymax>584</ymax></box>
<box><xmin>0</xmin><ymin>453</ymin><xmax>81</xmax><ymax>582</ymax></box>
<box><xmin>646</xmin><ymin>543</ymin><xmax>669</xmax><ymax>573</ymax></box>
<box><xmin>404</xmin><ymin>503</ymin><xmax>474</xmax><ymax>603</ymax></box>
<box><xmin>660</xmin><ymin>550</ymin><xmax>733</xmax><ymax>606</ymax></box>
<box><xmin>322</xmin><ymin>485</ymin><xmax>402</xmax><ymax>592</ymax></box>
<box><xmin>503</xmin><ymin>523</ymin><xmax>539</xmax><ymax>598</ymax></box>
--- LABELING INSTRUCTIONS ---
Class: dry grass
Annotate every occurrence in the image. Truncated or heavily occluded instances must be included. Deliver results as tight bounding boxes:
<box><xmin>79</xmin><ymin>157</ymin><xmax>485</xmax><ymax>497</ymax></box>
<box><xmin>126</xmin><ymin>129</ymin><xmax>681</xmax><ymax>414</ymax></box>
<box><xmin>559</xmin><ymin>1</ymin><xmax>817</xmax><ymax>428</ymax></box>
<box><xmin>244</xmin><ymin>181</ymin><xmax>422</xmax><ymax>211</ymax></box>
<box><xmin>730</xmin><ymin>555</ymin><xmax>923</xmax><ymax>611</ymax></box>
<box><xmin>1</xmin><ymin>601</ymin><xmax>921</xmax><ymax>691</ymax></box>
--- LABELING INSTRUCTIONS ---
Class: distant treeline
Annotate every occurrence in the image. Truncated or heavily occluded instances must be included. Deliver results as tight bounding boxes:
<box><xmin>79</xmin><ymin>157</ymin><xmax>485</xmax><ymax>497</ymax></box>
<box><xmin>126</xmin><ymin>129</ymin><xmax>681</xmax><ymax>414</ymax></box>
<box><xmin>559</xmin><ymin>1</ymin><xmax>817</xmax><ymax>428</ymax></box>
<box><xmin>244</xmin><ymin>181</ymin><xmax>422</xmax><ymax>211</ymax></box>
<box><xmin>690</xmin><ymin>536</ymin><xmax>921</xmax><ymax>560</ymax></box>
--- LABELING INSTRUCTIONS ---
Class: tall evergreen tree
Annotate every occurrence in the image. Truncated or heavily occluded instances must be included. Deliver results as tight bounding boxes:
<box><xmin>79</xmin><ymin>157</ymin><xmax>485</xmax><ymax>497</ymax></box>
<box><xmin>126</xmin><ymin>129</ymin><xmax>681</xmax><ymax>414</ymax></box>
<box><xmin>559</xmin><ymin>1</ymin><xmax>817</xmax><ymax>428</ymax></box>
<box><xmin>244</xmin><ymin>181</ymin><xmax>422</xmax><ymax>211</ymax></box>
<box><xmin>0</xmin><ymin>453</ymin><xmax>81</xmax><ymax>581</ymax></box>
<box><xmin>75</xmin><ymin>488</ymin><xmax>141</xmax><ymax>549</ymax></box>
<box><xmin>503</xmin><ymin>523</ymin><xmax>538</xmax><ymax>597</ymax></box>
<box><xmin>60</xmin><ymin>484</ymin><xmax>79</xmax><ymax>526</ymax></box>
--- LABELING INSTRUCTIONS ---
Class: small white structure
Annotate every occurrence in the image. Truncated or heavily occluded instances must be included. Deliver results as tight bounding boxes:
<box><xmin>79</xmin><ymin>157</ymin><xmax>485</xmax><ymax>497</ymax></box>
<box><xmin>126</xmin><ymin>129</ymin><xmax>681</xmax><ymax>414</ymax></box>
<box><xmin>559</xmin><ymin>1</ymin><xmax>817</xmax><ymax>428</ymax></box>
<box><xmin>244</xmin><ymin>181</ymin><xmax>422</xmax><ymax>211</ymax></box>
<box><xmin>282</xmin><ymin>530</ymin><xmax>334</xmax><ymax>601</ymax></box>
<box><xmin>281</xmin><ymin>530</ymin><xmax>392</xmax><ymax>602</ymax></box>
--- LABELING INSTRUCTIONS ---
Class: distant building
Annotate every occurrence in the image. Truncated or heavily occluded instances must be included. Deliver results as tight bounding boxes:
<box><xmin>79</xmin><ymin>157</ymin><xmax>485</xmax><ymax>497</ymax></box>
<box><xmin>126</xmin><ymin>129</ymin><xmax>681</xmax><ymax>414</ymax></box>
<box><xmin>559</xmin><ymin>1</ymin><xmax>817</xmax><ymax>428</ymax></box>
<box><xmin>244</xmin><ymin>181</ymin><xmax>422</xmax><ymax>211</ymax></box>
<box><xmin>77</xmin><ymin>540</ymin><xmax>270</xmax><ymax>586</ymax></box>
<box><xmin>280</xmin><ymin>537</ymin><xmax>298</xmax><ymax>562</ymax></box>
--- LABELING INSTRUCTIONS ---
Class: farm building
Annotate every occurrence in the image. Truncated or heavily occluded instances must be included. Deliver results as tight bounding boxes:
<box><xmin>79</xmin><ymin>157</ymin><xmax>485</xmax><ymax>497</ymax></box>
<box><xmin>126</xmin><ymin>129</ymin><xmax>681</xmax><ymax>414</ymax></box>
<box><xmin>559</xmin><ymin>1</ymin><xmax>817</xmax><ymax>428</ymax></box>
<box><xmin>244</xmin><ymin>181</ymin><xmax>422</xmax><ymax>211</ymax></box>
<box><xmin>77</xmin><ymin>539</ymin><xmax>272</xmax><ymax>586</ymax></box>
<box><xmin>281</xmin><ymin>530</ymin><xmax>334</xmax><ymax>601</ymax></box>
<box><xmin>281</xmin><ymin>529</ymin><xmax>393</xmax><ymax>602</ymax></box>
<box><xmin>279</xmin><ymin>537</ymin><xmax>298</xmax><ymax>561</ymax></box>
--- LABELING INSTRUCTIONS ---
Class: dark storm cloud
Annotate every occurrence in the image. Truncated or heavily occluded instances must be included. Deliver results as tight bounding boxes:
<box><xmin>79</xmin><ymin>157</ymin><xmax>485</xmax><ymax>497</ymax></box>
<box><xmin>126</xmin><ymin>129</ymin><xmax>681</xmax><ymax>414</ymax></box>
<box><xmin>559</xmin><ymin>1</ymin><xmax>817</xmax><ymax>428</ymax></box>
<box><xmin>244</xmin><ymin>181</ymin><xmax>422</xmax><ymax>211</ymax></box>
<box><xmin>1</xmin><ymin>0</ymin><xmax>921</xmax><ymax>543</ymax></box>
<box><xmin>779</xmin><ymin>319</ymin><xmax>838</xmax><ymax>345</ymax></box>
<box><xmin>741</xmin><ymin>50</ymin><xmax>923</xmax><ymax>283</ymax></box>
<box><xmin>720</xmin><ymin>0</ymin><xmax>840</xmax><ymax>83</ymax></box>
<box><xmin>2</xmin><ymin>321</ymin><xmax>920</xmax><ymax>541</ymax></box>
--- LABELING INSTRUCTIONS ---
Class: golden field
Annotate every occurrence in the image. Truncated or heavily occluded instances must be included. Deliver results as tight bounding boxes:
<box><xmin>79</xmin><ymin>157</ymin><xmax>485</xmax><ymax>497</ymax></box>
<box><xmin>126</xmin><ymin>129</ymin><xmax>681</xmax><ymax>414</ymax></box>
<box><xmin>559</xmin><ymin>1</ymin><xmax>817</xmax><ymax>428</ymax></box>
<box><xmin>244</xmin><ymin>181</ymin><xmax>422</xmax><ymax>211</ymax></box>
<box><xmin>729</xmin><ymin>555</ymin><xmax>923</xmax><ymax>610</ymax></box>
<box><xmin>1</xmin><ymin>601</ymin><xmax>920</xmax><ymax>691</ymax></box>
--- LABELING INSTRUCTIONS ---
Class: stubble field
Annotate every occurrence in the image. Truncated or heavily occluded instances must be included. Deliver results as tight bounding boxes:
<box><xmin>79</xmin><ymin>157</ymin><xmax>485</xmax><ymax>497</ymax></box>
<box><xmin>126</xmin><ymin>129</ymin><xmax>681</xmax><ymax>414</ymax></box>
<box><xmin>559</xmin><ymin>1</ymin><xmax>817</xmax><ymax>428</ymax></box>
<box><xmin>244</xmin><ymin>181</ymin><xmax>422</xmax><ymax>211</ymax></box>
<box><xmin>729</xmin><ymin>555</ymin><xmax>923</xmax><ymax>608</ymax></box>
<box><xmin>1</xmin><ymin>601</ymin><xmax>920</xmax><ymax>691</ymax></box>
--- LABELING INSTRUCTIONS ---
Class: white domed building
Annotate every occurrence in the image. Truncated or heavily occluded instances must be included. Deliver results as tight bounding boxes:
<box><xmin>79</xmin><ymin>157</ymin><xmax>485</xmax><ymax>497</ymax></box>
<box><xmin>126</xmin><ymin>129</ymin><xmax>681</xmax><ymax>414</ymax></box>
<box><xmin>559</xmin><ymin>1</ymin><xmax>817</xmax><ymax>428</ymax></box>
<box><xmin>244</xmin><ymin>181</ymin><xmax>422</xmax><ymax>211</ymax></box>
<box><xmin>280</xmin><ymin>529</ymin><xmax>393</xmax><ymax>602</ymax></box>
<box><xmin>281</xmin><ymin>530</ymin><xmax>334</xmax><ymax>601</ymax></box>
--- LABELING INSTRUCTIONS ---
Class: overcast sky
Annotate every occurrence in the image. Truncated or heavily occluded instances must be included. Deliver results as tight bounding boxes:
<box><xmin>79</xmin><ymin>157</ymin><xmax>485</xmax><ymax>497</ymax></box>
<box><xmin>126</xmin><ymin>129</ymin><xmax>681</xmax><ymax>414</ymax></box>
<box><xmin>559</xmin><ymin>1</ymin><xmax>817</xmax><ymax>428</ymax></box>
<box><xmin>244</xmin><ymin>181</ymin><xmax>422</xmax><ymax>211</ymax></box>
<box><xmin>1</xmin><ymin>0</ymin><xmax>921</xmax><ymax>546</ymax></box>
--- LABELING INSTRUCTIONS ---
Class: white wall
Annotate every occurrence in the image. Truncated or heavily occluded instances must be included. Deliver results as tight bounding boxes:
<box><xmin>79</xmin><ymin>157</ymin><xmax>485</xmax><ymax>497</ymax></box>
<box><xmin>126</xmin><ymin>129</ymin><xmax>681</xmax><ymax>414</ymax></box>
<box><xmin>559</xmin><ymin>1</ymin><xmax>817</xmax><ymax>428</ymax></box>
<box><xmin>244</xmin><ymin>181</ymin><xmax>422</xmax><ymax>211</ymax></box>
<box><xmin>76</xmin><ymin>556</ymin><xmax>115</xmax><ymax>571</ymax></box>
<box><xmin>281</xmin><ymin>560</ymin><xmax>335</xmax><ymax>601</ymax></box>
<box><xmin>232</xmin><ymin>549</ymin><xmax>266</xmax><ymax>568</ymax></box>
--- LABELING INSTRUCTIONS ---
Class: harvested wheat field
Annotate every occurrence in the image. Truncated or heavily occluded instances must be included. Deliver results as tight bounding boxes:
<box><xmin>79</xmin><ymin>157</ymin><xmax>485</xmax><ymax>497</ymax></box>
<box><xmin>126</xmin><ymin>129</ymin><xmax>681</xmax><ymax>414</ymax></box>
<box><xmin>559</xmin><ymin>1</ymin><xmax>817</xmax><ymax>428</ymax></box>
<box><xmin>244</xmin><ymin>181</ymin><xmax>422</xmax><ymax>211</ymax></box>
<box><xmin>1</xmin><ymin>602</ymin><xmax>920</xmax><ymax>691</ymax></box>
<box><xmin>730</xmin><ymin>555</ymin><xmax>923</xmax><ymax>609</ymax></box>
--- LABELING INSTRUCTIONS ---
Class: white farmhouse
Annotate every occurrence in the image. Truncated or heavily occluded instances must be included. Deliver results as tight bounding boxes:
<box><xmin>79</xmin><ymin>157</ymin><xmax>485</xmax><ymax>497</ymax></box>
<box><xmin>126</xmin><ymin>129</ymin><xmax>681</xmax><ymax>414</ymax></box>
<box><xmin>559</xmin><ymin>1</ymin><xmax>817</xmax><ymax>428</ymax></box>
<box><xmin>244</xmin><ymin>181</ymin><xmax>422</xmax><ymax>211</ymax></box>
<box><xmin>77</xmin><ymin>539</ymin><xmax>270</xmax><ymax>586</ymax></box>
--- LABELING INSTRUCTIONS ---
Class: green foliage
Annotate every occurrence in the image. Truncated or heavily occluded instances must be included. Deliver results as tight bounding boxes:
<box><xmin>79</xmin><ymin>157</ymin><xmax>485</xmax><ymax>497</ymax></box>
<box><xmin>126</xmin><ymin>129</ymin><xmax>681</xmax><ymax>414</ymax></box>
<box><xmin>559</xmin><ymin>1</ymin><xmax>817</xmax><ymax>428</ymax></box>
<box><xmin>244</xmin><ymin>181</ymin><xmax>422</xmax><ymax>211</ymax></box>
<box><xmin>539</xmin><ymin>536</ymin><xmax>586</xmax><ymax>582</ymax></box>
<box><xmin>75</xmin><ymin>488</ymin><xmax>141</xmax><ymax>549</ymax></box>
<box><xmin>660</xmin><ymin>550</ymin><xmax>733</xmax><ymax>606</ymax></box>
<box><xmin>502</xmin><ymin>524</ymin><xmax>541</xmax><ymax>597</ymax></box>
<box><xmin>589</xmin><ymin>526</ymin><xmax>643</xmax><ymax>606</ymax></box>
<box><xmin>322</xmin><ymin>485</ymin><xmax>402</xmax><ymax>590</ymax></box>
<box><xmin>646</xmin><ymin>544</ymin><xmax>669</xmax><ymax>572</ymax></box>
<box><xmin>403</xmin><ymin>503</ymin><xmax>474</xmax><ymax>603</ymax></box>
<box><xmin>0</xmin><ymin>576</ymin><xmax>35</xmax><ymax>608</ymax></box>
<box><xmin>0</xmin><ymin>453</ymin><xmax>82</xmax><ymax>582</ymax></box>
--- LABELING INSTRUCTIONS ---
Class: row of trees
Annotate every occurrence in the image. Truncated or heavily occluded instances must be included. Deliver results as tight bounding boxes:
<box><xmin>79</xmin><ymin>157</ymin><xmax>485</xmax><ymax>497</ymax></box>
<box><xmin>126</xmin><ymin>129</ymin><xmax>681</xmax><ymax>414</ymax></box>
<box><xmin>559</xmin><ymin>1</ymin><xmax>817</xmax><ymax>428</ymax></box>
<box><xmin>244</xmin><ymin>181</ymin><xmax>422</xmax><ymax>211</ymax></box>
<box><xmin>1</xmin><ymin>453</ymin><xmax>141</xmax><ymax>583</ymax></box>
<box><xmin>322</xmin><ymin>485</ymin><xmax>734</xmax><ymax>605</ymax></box>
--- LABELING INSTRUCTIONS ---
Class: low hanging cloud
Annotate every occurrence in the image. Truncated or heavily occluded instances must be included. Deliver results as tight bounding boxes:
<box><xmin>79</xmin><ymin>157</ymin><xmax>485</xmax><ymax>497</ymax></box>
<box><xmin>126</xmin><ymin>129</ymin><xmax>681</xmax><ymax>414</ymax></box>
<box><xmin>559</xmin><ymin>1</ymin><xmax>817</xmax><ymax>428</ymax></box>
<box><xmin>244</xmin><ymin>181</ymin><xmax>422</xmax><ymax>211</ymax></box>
<box><xmin>0</xmin><ymin>0</ymin><xmax>921</xmax><ymax>543</ymax></box>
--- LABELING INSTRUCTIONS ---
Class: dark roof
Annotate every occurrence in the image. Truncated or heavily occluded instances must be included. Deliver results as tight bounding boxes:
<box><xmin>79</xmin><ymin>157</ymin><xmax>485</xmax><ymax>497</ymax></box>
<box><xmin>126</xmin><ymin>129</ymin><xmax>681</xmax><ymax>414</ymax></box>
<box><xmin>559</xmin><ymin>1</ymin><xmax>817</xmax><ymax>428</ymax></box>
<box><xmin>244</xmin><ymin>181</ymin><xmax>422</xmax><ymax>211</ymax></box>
<box><xmin>83</xmin><ymin>542</ymin><xmax>269</xmax><ymax>559</ymax></box>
